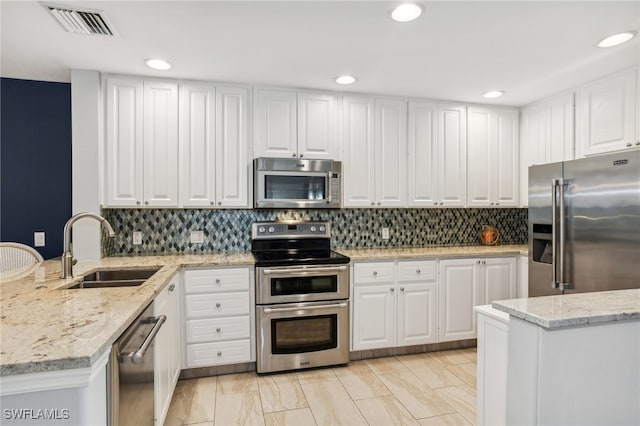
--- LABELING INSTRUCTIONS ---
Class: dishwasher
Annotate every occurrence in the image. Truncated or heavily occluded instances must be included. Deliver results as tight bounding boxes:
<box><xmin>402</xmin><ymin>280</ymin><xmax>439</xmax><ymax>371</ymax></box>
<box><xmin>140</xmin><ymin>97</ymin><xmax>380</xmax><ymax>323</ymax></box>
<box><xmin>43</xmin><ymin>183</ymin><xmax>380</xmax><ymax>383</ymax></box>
<box><xmin>108</xmin><ymin>301</ymin><xmax>166</xmax><ymax>426</ymax></box>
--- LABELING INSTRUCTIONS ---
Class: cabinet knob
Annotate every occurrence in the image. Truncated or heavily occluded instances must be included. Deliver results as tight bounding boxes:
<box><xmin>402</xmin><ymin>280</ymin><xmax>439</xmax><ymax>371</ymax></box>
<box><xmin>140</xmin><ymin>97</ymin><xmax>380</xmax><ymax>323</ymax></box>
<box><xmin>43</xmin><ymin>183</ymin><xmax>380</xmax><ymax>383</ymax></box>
<box><xmin>168</xmin><ymin>283</ymin><xmax>175</xmax><ymax>292</ymax></box>
<box><xmin>626</xmin><ymin>142</ymin><xmax>632</xmax><ymax>147</ymax></box>
<box><xmin>390</xmin><ymin>287</ymin><xmax>395</xmax><ymax>293</ymax></box>
<box><xmin>377</xmin><ymin>202</ymin><xmax>381</xmax><ymax>206</ymax></box>
<box><xmin>299</xmin><ymin>154</ymin><xmax>303</xmax><ymax>158</ymax></box>
<box><xmin>145</xmin><ymin>201</ymin><xmax>149</xmax><ymax>205</ymax></box>
<box><xmin>439</xmin><ymin>202</ymin><xmax>443</xmax><ymax>205</ymax></box>
<box><xmin>477</xmin><ymin>260</ymin><xmax>481</xmax><ymax>264</ymax></box>
<box><xmin>217</xmin><ymin>201</ymin><xmax>222</xmax><ymax>206</ymax></box>
<box><xmin>490</xmin><ymin>202</ymin><xmax>495</xmax><ymax>206</ymax></box>
<box><xmin>216</xmin><ymin>302</ymin><xmax>221</xmax><ymax>308</ymax></box>
<box><xmin>433</xmin><ymin>202</ymin><xmax>438</xmax><ymax>206</ymax></box>
<box><xmin>371</xmin><ymin>202</ymin><xmax>375</xmax><ymax>206</ymax></box>
<box><xmin>636</xmin><ymin>141</ymin><xmax>640</xmax><ymax>145</ymax></box>
<box><xmin>217</xmin><ymin>351</ymin><xmax>222</xmax><ymax>357</ymax></box>
<box><xmin>216</xmin><ymin>327</ymin><xmax>221</xmax><ymax>333</ymax></box>
<box><xmin>416</xmin><ymin>269</ymin><xmax>421</xmax><ymax>274</ymax></box>
<box><xmin>400</xmin><ymin>287</ymin><xmax>405</xmax><ymax>292</ymax></box>
<box><xmin>216</xmin><ymin>279</ymin><xmax>221</xmax><ymax>284</ymax></box>
<box><xmin>496</xmin><ymin>202</ymin><xmax>500</xmax><ymax>206</ymax></box>
<box><xmin>373</xmin><ymin>271</ymin><xmax>378</xmax><ymax>276</ymax></box>
<box><xmin>482</xmin><ymin>260</ymin><xmax>486</xmax><ymax>265</ymax></box>
<box><xmin>292</xmin><ymin>153</ymin><xmax>297</xmax><ymax>157</ymax></box>
<box><xmin>136</xmin><ymin>201</ymin><xmax>141</xmax><ymax>205</ymax></box>
<box><xmin>210</xmin><ymin>201</ymin><xmax>214</xmax><ymax>206</ymax></box>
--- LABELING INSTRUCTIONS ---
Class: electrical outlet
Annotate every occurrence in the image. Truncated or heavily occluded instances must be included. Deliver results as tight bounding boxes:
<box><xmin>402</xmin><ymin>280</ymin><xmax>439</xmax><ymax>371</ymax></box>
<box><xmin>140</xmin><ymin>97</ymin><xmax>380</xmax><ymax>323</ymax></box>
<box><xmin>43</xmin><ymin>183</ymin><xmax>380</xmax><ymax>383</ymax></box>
<box><xmin>133</xmin><ymin>231</ymin><xmax>142</xmax><ymax>245</ymax></box>
<box><xmin>34</xmin><ymin>232</ymin><xmax>45</xmax><ymax>247</ymax></box>
<box><xmin>190</xmin><ymin>230</ymin><xmax>204</xmax><ymax>244</ymax></box>
<box><xmin>382</xmin><ymin>228</ymin><xmax>390</xmax><ymax>240</ymax></box>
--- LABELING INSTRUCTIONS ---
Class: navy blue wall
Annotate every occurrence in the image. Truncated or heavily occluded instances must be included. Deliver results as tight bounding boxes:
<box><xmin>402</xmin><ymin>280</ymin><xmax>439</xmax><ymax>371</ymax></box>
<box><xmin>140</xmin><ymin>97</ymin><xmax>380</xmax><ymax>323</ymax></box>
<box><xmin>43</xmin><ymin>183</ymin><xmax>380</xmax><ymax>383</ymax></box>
<box><xmin>1</xmin><ymin>78</ymin><xmax>72</xmax><ymax>259</ymax></box>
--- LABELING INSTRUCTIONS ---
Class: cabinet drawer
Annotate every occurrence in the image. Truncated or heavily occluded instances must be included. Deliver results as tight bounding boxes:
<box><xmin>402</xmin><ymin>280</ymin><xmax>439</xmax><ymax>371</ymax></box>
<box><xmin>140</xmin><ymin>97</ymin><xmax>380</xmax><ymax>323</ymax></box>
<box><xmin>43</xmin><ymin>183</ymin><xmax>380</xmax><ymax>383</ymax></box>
<box><xmin>398</xmin><ymin>260</ymin><xmax>437</xmax><ymax>281</ymax></box>
<box><xmin>186</xmin><ymin>316</ymin><xmax>250</xmax><ymax>344</ymax></box>
<box><xmin>353</xmin><ymin>262</ymin><xmax>395</xmax><ymax>284</ymax></box>
<box><xmin>186</xmin><ymin>339</ymin><xmax>251</xmax><ymax>367</ymax></box>
<box><xmin>185</xmin><ymin>293</ymin><xmax>250</xmax><ymax>318</ymax></box>
<box><xmin>184</xmin><ymin>268</ymin><xmax>249</xmax><ymax>293</ymax></box>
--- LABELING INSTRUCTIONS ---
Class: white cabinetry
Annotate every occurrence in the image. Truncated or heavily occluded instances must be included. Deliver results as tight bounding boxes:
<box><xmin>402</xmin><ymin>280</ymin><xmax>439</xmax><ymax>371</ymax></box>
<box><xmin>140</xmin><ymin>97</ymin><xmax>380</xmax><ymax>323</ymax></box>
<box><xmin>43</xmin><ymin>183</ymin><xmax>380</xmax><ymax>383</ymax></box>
<box><xmin>519</xmin><ymin>91</ymin><xmax>575</xmax><ymax>206</ymax></box>
<box><xmin>408</xmin><ymin>101</ymin><xmax>467</xmax><ymax>207</ymax></box>
<box><xmin>154</xmin><ymin>275</ymin><xmax>181</xmax><ymax>426</ymax></box>
<box><xmin>105</xmin><ymin>77</ymin><xmax>179</xmax><ymax>207</ymax></box>
<box><xmin>182</xmin><ymin>267</ymin><xmax>254</xmax><ymax>368</ymax></box>
<box><xmin>578</xmin><ymin>67</ymin><xmax>638</xmax><ymax>157</ymax></box>
<box><xmin>343</xmin><ymin>96</ymin><xmax>407</xmax><ymax>207</ymax></box>
<box><xmin>467</xmin><ymin>107</ymin><xmax>519</xmax><ymax>207</ymax></box>
<box><xmin>439</xmin><ymin>257</ymin><xmax>516</xmax><ymax>342</ymax></box>
<box><xmin>254</xmin><ymin>88</ymin><xmax>338</xmax><ymax>159</ymax></box>
<box><xmin>352</xmin><ymin>260</ymin><xmax>437</xmax><ymax>350</ymax></box>
<box><xmin>179</xmin><ymin>84</ymin><xmax>249</xmax><ymax>208</ymax></box>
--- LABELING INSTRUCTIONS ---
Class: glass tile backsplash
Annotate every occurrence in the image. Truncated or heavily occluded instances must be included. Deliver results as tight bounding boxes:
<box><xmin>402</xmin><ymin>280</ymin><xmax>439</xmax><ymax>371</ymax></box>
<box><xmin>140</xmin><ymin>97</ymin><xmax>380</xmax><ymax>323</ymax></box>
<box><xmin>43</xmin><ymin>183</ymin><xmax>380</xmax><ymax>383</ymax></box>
<box><xmin>102</xmin><ymin>208</ymin><xmax>528</xmax><ymax>256</ymax></box>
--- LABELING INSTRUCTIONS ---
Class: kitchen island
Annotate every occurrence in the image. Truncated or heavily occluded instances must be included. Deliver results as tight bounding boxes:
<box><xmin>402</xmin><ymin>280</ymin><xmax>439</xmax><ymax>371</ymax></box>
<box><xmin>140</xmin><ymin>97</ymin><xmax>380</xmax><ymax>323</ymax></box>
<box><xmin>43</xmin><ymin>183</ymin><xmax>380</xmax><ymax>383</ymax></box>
<box><xmin>482</xmin><ymin>289</ymin><xmax>640</xmax><ymax>426</ymax></box>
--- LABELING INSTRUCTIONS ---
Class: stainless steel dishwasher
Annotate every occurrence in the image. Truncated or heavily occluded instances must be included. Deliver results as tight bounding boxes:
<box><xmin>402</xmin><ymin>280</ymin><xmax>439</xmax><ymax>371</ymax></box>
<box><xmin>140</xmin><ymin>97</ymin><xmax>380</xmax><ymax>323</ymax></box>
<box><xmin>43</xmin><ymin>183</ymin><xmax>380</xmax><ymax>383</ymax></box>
<box><xmin>108</xmin><ymin>302</ymin><xmax>166</xmax><ymax>426</ymax></box>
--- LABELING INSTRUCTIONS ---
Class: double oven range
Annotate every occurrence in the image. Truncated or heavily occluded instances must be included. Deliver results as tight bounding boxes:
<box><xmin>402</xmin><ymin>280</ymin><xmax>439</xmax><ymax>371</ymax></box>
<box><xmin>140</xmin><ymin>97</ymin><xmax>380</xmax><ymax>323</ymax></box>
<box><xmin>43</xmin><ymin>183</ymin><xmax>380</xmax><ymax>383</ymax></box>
<box><xmin>252</xmin><ymin>221</ymin><xmax>351</xmax><ymax>374</ymax></box>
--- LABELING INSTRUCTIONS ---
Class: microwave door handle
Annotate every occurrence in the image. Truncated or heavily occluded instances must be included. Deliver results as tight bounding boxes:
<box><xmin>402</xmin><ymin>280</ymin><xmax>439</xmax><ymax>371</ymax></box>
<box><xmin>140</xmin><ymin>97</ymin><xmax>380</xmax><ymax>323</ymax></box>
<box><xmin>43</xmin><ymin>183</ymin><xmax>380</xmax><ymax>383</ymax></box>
<box><xmin>326</xmin><ymin>171</ymin><xmax>332</xmax><ymax>204</ymax></box>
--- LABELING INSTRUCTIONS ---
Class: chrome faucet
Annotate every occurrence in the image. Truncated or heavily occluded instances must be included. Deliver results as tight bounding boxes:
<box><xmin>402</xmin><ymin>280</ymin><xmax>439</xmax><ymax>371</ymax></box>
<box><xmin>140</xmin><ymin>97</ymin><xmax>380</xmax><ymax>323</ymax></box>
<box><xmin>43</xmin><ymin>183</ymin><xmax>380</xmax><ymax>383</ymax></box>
<box><xmin>61</xmin><ymin>212</ymin><xmax>116</xmax><ymax>279</ymax></box>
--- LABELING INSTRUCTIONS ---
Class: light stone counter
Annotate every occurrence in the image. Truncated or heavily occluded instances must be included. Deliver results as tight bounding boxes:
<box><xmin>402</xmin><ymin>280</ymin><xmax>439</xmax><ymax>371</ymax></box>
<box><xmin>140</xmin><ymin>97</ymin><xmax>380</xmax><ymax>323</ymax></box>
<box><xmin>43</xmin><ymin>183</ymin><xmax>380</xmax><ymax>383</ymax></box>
<box><xmin>0</xmin><ymin>253</ymin><xmax>254</xmax><ymax>376</ymax></box>
<box><xmin>336</xmin><ymin>244</ymin><xmax>527</xmax><ymax>261</ymax></box>
<box><xmin>492</xmin><ymin>288</ymin><xmax>640</xmax><ymax>329</ymax></box>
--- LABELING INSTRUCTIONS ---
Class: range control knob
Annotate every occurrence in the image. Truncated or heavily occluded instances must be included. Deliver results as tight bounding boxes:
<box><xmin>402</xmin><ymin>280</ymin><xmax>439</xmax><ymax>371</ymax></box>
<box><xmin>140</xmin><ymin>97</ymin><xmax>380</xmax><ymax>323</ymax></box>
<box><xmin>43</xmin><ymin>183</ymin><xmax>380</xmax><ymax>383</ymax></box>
<box><xmin>268</xmin><ymin>226</ymin><xmax>275</xmax><ymax>233</ymax></box>
<box><xmin>319</xmin><ymin>225</ymin><xmax>326</xmax><ymax>232</ymax></box>
<box><xmin>310</xmin><ymin>226</ymin><xmax>317</xmax><ymax>232</ymax></box>
<box><xmin>259</xmin><ymin>226</ymin><xmax>266</xmax><ymax>233</ymax></box>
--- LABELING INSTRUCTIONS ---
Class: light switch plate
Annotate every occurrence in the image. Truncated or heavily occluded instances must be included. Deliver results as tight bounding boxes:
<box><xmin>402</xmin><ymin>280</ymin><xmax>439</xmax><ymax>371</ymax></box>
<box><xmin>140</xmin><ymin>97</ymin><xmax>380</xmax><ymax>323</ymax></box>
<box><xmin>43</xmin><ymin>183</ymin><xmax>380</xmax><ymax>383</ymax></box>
<box><xmin>34</xmin><ymin>232</ymin><xmax>45</xmax><ymax>247</ymax></box>
<box><xmin>190</xmin><ymin>230</ymin><xmax>204</xmax><ymax>244</ymax></box>
<box><xmin>133</xmin><ymin>231</ymin><xmax>142</xmax><ymax>245</ymax></box>
<box><xmin>382</xmin><ymin>228</ymin><xmax>390</xmax><ymax>240</ymax></box>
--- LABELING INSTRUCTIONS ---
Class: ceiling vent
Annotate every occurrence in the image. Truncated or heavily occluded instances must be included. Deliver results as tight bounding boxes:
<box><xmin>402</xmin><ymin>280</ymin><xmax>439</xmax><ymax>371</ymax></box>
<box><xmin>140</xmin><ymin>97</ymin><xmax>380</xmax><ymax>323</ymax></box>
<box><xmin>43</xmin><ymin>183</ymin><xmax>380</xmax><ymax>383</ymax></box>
<box><xmin>42</xmin><ymin>3</ymin><xmax>117</xmax><ymax>36</ymax></box>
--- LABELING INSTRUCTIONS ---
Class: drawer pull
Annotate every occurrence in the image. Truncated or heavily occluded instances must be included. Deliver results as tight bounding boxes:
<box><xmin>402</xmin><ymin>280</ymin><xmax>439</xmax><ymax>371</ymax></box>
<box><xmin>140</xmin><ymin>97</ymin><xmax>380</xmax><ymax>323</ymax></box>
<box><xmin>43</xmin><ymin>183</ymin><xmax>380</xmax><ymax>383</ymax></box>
<box><xmin>217</xmin><ymin>351</ymin><xmax>222</xmax><ymax>357</ymax></box>
<box><xmin>373</xmin><ymin>271</ymin><xmax>378</xmax><ymax>276</ymax></box>
<box><xmin>390</xmin><ymin>287</ymin><xmax>395</xmax><ymax>293</ymax></box>
<box><xmin>216</xmin><ymin>327</ymin><xmax>221</xmax><ymax>333</ymax></box>
<box><xmin>216</xmin><ymin>303</ymin><xmax>221</xmax><ymax>308</ymax></box>
<box><xmin>168</xmin><ymin>283</ymin><xmax>175</xmax><ymax>292</ymax></box>
<box><xmin>416</xmin><ymin>269</ymin><xmax>421</xmax><ymax>274</ymax></box>
<box><xmin>400</xmin><ymin>287</ymin><xmax>405</xmax><ymax>292</ymax></box>
<box><xmin>216</xmin><ymin>279</ymin><xmax>221</xmax><ymax>284</ymax></box>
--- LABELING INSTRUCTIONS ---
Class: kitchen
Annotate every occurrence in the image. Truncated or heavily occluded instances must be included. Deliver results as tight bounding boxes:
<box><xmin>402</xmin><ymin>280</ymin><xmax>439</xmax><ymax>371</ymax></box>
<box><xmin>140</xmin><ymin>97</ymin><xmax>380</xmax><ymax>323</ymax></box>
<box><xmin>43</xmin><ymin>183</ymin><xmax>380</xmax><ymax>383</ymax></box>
<box><xmin>1</xmin><ymin>1</ymin><xmax>639</xmax><ymax>425</ymax></box>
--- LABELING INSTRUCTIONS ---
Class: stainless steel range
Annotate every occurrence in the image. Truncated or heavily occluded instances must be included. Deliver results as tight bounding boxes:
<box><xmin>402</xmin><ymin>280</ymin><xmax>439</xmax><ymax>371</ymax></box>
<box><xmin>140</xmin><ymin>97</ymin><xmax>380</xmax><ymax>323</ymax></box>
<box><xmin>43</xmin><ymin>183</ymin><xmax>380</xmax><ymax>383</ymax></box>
<box><xmin>252</xmin><ymin>221</ymin><xmax>351</xmax><ymax>374</ymax></box>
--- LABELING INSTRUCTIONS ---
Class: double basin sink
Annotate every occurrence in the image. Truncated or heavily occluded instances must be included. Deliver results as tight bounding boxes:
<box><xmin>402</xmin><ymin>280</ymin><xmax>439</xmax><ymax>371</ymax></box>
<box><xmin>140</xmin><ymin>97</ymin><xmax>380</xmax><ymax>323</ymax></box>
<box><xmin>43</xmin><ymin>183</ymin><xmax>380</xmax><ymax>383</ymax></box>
<box><xmin>68</xmin><ymin>267</ymin><xmax>161</xmax><ymax>289</ymax></box>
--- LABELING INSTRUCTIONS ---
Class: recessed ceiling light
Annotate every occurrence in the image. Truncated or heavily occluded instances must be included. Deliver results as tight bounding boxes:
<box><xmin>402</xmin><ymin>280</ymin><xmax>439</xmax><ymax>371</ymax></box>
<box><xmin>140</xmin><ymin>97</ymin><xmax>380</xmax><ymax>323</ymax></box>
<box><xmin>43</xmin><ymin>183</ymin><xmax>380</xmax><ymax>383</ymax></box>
<box><xmin>391</xmin><ymin>3</ymin><xmax>423</xmax><ymax>23</ymax></box>
<box><xmin>335</xmin><ymin>75</ymin><xmax>357</xmax><ymax>85</ymax></box>
<box><xmin>483</xmin><ymin>90</ymin><xmax>505</xmax><ymax>99</ymax></box>
<box><xmin>597</xmin><ymin>31</ymin><xmax>636</xmax><ymax>48</ymax></box>
<box><xmin>145</xmin><ymin>58</ymin><xmax>172</xmax><ymax>70</ymax></box>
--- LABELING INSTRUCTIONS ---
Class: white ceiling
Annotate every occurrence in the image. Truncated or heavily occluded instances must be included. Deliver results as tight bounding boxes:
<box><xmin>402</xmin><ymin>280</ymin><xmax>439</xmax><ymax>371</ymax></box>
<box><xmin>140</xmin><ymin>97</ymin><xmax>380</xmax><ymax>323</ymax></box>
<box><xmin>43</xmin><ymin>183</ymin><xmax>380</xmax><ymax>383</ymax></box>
<box><xmin>1</xmin><ymin>1</ymin><xmax>639</xmax><ymax>107</ymax></box>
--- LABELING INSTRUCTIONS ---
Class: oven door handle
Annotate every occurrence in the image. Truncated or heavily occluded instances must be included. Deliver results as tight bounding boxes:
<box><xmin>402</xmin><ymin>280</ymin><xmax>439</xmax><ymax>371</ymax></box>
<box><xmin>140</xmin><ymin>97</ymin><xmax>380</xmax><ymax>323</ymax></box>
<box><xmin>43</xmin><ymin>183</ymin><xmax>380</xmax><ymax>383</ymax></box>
<box><xmin>263</xmin><ymin>302</ymin><xmax>347</xmax><ymax>314</ymax></box>
<box><xmin>261</xmin><ymin>265</ymin><xmax>348</xmax><ymax>275</ymax></box>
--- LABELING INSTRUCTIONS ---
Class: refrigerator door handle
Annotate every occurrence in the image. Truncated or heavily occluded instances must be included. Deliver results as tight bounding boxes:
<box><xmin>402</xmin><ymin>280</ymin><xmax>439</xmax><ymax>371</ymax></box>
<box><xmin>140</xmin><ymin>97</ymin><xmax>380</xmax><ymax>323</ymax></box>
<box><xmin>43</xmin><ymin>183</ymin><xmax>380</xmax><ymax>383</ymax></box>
<box><xmin>551</xmin><ymin>179</ymin><xmax>559</xmax><ymax>289</ymax></box>
<box><xmin>558</xmin><ymin>179</ymin><xmax>568</xmax><ymax>292</ymax></box>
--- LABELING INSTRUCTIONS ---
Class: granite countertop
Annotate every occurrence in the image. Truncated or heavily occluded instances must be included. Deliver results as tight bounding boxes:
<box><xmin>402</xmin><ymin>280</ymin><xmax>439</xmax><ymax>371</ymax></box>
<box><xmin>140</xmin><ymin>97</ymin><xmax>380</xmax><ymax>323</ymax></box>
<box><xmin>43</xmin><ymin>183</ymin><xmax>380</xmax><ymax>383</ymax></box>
<box><xmin>492</xmin><ymin>289</ymin><xmax>640</xmax><ymax>330</ymax></box>
<box><xmin>337</xmin><ymin>244</ymin><xmax>528</xmax><ymax>260</ymax></box>
<box><xmin>0</xmin><ymin>253</ymin><xmax>254</xmax><ymax>377</ymax></box>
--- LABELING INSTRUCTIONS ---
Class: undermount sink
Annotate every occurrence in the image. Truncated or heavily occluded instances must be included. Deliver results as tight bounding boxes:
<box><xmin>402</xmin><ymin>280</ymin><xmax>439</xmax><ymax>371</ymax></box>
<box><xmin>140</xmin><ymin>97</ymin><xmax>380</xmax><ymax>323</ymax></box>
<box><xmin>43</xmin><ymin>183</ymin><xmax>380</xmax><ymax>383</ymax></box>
<box><xmin>67</xmin><ymin>267</ymin><xmax>161</xmax><ymax>289</ymax></box>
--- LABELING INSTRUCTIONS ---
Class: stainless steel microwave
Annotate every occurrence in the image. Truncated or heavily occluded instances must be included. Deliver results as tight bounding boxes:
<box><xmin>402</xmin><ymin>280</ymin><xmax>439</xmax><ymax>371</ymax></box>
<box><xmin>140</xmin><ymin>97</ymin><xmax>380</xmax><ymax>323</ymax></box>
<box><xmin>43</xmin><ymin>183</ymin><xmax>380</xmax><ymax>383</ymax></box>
<box><xmin>254</xmin><ymin>157</ymin><xmax>342</xmax><ymax>208</ymax></box>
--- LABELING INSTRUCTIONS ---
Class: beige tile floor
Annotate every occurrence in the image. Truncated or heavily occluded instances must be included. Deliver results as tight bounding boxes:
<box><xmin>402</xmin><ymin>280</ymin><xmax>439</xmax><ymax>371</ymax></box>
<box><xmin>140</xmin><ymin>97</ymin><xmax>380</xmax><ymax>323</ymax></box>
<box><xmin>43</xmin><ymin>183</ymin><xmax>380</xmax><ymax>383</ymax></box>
<box><xmin>165</xmin><ymin>348</ymin><xmax>477</xmax><ymax>426</ymax></box>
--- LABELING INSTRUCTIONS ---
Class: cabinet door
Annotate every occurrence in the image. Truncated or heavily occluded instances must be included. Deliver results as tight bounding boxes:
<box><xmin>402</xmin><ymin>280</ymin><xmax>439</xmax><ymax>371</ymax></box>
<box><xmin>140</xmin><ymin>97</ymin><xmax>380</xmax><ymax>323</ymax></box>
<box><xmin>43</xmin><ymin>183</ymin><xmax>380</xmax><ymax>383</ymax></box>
<box><xmin>179</xmin><ymin>83</ymin><xmax>216</xmax><ymax>207</ymax></box>
<box><xmin>216</xmin><ymin>86</ymin><xmax>249</xmax><ymax>207</ymax></box>
<box><xmin>408</xmin><ymin>101</ymin><xmax>439</xmax><ymax>207</ymax></box>
<box><xmin>467</xmin><ymin>107</ymin><xmax>493</xmax><ymax>207</ymax></box>
<box><xmin>438</xmin><ymin>259</ymin><xmax>478</xmax><ymax>342</ymax></box>
<box><xmin>478</xmin><ymin>257</ymin><xmax>516</xmax><ymax>305</ymax></box>
<box><xmin>143</xmin><ymin>80</ymin><xmax>179</xmax><ymax>206</ymax></box>
<box><xmin>105</xmin><ymin>77</ymin><xmax>143</xmax><ymax>207</ymax></box>
<box><xmin>352</xmin><ymin>284</ymin><xmax>395</xmax><ymax>350</ymax></box>
<box><xmin>375</xmin><ymin>98</ymin><xmax>407</xmax><ymax>207</ymax></box>
<box><xmin>546</xmin><ymin>91</ymin><xmax>575</xmax><ymax>163</ymax></box>
<box><xmin>439</xmin><ymin>104</ymin><xmax>467</xmax><ymax>207</ymax></box>
<box><xmin>519</xmin><ymin>104</ymin><xmax>546</xmax><ymax>208</ymax></box>
<box><xmin>397</xmin><ymin>282</ymin><xmax>437</xmax><ymax>346</ymax></box>
<box><xmin>579</xmin><ymin>68</ymin><xmax>637</xmax><ymax>156</ymax></box>
<box><xmin>493</xmin><ymin>109</ymin><xmax>519</xmax><ymax>207</ymax></box>
<box><xmin>342</xmin><ymin>95</ymin><xmax>376</xmax><ymax>207</ymax></box>
<box><xmin>254</xmin><ymin>88</ymin><xmax>297</xmax><ymax>158</ymax></box>
<box><xmin>297</xmin><ymin>91</ymin><xmax>338</xmax><ymax>159</ymax></box>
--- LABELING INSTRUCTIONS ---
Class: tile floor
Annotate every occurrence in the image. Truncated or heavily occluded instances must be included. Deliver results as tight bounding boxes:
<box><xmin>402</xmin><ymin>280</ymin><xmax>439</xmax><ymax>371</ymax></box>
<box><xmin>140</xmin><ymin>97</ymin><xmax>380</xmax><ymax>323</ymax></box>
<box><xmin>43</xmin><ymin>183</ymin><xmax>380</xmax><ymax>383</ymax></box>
<box><xmin>164</xmin><ymin>348</ymin><xmax>477</xmax><ymax>426</ymax></box>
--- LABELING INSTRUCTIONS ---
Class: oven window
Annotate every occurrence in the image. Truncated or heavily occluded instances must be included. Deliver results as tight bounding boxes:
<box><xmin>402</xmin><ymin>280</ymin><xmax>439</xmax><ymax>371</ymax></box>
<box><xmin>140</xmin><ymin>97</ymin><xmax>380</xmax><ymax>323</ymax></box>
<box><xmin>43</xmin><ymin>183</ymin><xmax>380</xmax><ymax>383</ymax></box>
<box><xmin>271</xmin><ymin>315</ymin><xmax>337</xmax><ymax>354</ymax></box>
<box><xmin>264</xmin><ymin>175</ymin><xmax>326</xmax><ymax>200</ymax></box>
<box><xmin>271</xmin><ymin>276</ymin><xmax>338</xmax><ymax>296</ymax></box>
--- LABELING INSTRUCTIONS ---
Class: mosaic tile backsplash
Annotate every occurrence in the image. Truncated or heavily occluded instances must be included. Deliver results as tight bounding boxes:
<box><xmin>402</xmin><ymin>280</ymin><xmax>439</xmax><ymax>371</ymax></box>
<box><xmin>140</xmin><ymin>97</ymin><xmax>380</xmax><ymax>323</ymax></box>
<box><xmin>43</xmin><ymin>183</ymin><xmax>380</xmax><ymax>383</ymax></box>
<box><xmin>102</xmin><ymin>208</ymin><xmax>528</xmax><ymax>256</ymax></box>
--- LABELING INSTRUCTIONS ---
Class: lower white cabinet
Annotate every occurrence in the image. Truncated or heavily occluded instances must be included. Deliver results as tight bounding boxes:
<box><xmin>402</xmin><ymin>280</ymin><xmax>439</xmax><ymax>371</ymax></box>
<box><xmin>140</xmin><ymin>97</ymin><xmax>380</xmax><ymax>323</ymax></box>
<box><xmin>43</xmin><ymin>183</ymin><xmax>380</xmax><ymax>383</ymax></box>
<box><xmin>154</xmin><ymin>274</ymin><xmax>181</xmax><ymax>426</ymax></box>
<box><xmin>182</xmin><ymin>267</ymin><xmax>254</xmax><ymax>368</ymax></box>
<box><xmin>438</xmin><ymin>257</ymin><xmax>516</xmax><ymax>343</ymax></box>
<box><xmin>352</xmin><ymin>260</ymin><xmax>437</xmax><ymax>350</ymax></box>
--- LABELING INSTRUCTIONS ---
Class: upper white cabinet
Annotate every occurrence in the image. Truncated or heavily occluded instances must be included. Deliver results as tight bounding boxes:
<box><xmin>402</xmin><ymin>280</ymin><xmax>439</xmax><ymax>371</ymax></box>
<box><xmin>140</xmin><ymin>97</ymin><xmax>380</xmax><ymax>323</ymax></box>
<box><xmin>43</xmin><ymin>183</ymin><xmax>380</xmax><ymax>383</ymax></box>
<box><xmin>519</xmin><ymin>91</ymin><xmax>575</xmax><ymax>207</ymax></box>
<box><xmin>106</xmin><ymin>78</ymin><xmax>179</xmax><ymax>207</ymax></box>
<box><xmin>408</xmin><ymin>101</ymin><xmax>467</xmax><ymax>207</ymax></box>
<box><xmin>467</xmin><ymin>107</ymin><xmax>519</xmax><ymax>207</ymax></box>
<box><xmin>254</xmin><ymin>88</ymin><xmax>338</xmax><ymax>159</ymax></box>
<box><xmin>343</xmin><ymin>96</ymin><xmax>407</xmax><ymax>207</ymax></box>
<box><xmin>578</xmin><ymin>67</ymin><xmax>638</xmax><ymax>157</ymax></box>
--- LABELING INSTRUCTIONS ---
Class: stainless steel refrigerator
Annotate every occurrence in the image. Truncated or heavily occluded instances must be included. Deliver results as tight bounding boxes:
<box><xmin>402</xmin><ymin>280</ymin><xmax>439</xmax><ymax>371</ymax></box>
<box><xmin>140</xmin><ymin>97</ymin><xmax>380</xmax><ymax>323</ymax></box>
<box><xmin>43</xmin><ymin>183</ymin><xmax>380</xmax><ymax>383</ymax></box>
<box><xmin>528</xmin><ymin>150</ymin><xmax>640</xmax><ymax>297</ymax></box>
